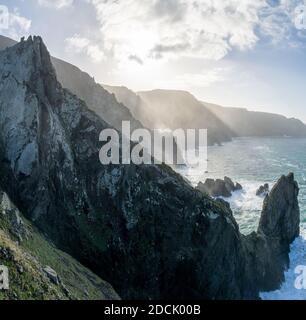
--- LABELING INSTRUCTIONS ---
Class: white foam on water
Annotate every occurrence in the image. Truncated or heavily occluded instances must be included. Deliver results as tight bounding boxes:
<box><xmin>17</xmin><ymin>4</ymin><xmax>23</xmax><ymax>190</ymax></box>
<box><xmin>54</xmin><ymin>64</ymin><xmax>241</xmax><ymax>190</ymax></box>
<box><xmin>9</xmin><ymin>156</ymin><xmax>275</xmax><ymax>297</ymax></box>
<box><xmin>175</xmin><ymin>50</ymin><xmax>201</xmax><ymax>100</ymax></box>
<box><xmin>176</xmin><ymin>162</ymin><xmax>306</xmax><ymax>300</ymax></box>
<box><xmin>224</xmin><ymin>184</ymin><xmax>306</xmax><ymax>299</ymax></box>
<box><xmin>260</xmin><ymin>224</ymin><xmax>306</xmax><ymax>300</ymax></box>
<box><xmin>218</xmin><ymin>181</ymin><xmax>265</xmax><ymax>235</ymax></box>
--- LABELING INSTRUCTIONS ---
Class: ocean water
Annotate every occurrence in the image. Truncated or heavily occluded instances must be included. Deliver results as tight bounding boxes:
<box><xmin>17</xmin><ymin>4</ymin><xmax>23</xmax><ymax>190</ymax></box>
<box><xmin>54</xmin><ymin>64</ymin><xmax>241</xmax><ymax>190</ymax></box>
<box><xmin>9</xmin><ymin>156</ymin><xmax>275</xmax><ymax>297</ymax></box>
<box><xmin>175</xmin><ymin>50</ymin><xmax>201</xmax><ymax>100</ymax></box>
<box><xmin>176</xmin><ymin>137</ymin><xmax>306</xmax><ymax>300</ymax></box>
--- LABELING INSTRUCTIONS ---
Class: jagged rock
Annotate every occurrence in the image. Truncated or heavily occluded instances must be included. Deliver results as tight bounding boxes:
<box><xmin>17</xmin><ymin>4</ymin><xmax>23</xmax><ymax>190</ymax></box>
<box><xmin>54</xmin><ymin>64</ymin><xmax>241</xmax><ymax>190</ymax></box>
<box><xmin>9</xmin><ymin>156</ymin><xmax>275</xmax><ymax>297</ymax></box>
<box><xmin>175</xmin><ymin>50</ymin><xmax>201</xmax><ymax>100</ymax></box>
<box><xmin>197</xmin><ymin>176</ymin><xmax>242</xmax><ymax>198</ymax></box>
<box><xmin>235</xmin><ymin>182</ymin><xmax>243</xmax><ymax>190</ymax></box>
<box><xmin>256</xmin><ymin>183</ymin><xmax>269</xmax><ymax>197</ymax></box>
<box><xmin>244</xmin><ymin>173</ymin><xmax>300</xmax><ymax>291</ymax></box>
<box><xmin>0</xmin><ymin>37</ymin><xmax>300</xmax><ymax>300</ymax></box>
<box><xmin>258</xmin><ymin>174</ymin><xmax>299</xmax><ymax>243</ymax></box>
<box><xmin>43</xmin><ymin>266</ymin><xmax>60</xmax><ymax>285</ymax></box>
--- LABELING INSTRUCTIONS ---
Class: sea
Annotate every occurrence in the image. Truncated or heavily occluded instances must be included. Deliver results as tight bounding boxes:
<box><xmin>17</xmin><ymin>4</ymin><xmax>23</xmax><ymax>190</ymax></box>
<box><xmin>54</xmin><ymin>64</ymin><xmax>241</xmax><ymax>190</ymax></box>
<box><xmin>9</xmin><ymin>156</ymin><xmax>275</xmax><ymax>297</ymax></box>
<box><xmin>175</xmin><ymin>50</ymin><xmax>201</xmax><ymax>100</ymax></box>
<box><xmin>176</xmin><ymin>137</ymin><xmax>306</xmax><ymax>300</ymax></box>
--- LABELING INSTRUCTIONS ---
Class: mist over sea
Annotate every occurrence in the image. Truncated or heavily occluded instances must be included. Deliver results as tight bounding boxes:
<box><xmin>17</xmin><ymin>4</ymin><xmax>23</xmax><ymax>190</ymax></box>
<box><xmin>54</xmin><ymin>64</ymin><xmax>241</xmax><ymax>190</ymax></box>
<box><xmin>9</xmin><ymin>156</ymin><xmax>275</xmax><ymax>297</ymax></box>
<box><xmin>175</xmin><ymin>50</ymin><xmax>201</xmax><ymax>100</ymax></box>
<box><xmin>176</xmin><ymin>137</ymin><xmax>306</xmax><ymax>300</ymax></box>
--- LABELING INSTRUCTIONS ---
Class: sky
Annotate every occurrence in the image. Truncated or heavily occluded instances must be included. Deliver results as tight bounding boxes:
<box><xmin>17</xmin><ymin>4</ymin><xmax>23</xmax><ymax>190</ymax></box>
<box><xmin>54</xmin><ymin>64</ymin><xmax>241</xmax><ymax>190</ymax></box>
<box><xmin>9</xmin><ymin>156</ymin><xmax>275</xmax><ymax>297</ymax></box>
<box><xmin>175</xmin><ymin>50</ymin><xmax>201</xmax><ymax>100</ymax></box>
<box><xmin>1</xmin><ymin>0</ymin><xmax>306</xmax><ymax>121</ymax></box>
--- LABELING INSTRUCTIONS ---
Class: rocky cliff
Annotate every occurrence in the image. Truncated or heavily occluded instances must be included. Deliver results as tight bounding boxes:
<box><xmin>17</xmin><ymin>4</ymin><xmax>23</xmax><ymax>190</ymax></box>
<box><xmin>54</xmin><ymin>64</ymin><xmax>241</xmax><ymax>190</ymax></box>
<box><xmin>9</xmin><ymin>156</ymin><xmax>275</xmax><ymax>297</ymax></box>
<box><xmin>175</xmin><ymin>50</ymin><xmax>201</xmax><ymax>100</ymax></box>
<box><xmin>0</xmin><ymin>35</ymin><xmax>143</xmax><ymax>133</ymax></box>
<box><xmin>105</xmin><ymin>86</ymin><xmax>234</xmax><ymax>146</ymax></box>
<box><xmin>104</xmin><ymin>83</ymin><xmax>306</xmax><ymax>141</ymax></box>
<box><xmin>204</xmin><ymin>102</ymin><xmax>306</xmax><ymax>137</ymax></box>
<box><xmin>0</xmin><ymin>190</ymin><xmax>119</xmax><ymax>300</ymax></box>
<box><xmin>51</xmin><ymin>58</ymin><xmax>143</xmax><ymax>132</ymax></box>
<box><xmin>0</xmin><ymin>36</ymin><xmax>300</xmax><ymax>300</ymax></box>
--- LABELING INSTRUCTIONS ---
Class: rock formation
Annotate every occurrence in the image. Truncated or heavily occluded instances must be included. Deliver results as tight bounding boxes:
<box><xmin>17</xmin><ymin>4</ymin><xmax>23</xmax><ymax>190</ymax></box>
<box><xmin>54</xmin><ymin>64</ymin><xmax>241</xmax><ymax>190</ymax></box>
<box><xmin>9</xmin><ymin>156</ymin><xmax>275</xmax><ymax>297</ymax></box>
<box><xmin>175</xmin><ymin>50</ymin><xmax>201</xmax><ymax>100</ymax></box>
<box><xmin>247</xmin><ymin>173</ymin><xmax>300</xmax><ymax>291</ymax></box>
<box><xmin>197</xmin><ymin>177</ymin><xmax>242</xmax><ymax>198</ymax></box>
<box><xmin>0</xmin><ymin>35</ymin><xmax>143</xmax><ymax>133</ymax></box>
<box><xmin>0</xmin><ymin>37</ymin><xmax>300</xmax><ymax>300</ymax></box>
<box><xmin>256</xmin><ymin>184</ymin><xmax>270</xmax><ymax>197</ymax></box>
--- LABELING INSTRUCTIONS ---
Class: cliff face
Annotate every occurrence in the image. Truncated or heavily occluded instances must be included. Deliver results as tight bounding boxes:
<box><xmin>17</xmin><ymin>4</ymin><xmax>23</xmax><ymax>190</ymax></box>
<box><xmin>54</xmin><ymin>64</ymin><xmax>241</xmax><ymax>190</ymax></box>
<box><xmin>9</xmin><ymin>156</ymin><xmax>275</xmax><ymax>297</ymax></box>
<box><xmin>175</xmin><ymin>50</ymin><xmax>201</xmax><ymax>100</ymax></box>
<box><xmin>104</xmin><ymin>83</ymin><xmax>306</xmax><ymax>141</ymax></box>
<box><xmin>103</xmin><ymin>85</ymin><xmax>148</xmax><ymax>125</ymax></box>
<box><xmin>246</xmin><ymin>173</ymin><xmax>300</xmax><ymax>292</ymax></box>
<box><xmin>0</xmin><ymin>37</ymin><xmax>300</xmax><ymax>300</ymax></box>
<box><xmin>0</xmin><ymin>190</ymin><xmax>119</xmax><ymax>300</ymax></box>
<box><xmin>0</xmin><ymin>35</ymin><xmax>16</xmax><ymax>51</ymax></box>
<box><xmin>105</xmin><ymin>86</ymin><xmax>234</xmax><ymax>146</ymax></box>
<box><xmin>205</xmin><ymin>102</ymin><xmax>306</xmax><ymax>137</ymax></box>
<box><xmin>51</xmin><ymin>58</ymin><xmax>144</xmax><ymax>132</ymax></box>
<box><xmin>0</xmin><ymin>35</ymin><xmax>143</xmax><ymax>133</ymax></box>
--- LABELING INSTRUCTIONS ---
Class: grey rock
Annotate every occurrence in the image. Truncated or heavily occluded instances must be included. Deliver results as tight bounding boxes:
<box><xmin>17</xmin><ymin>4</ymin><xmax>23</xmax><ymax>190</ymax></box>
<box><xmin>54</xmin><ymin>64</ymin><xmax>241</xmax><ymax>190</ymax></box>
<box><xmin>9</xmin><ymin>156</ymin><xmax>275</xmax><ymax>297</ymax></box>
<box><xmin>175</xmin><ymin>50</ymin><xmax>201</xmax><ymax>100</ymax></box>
<box><xmin>244</xmin><ymin>173</ymin><xmax>300</xmax><ymax>291</ymax></box>
<box><xmin>256</xmin><ymin>183</ymin><xmax>269</xmax><ymax>197</ymax></box>
<box><xmin>0</xmin><ymin>192</ymin><xmax>29</xmax><ymax>242</ymax></box>
<box><xmin>235</xmin><ymin>182</ymin><xmax>243</xmax><ymax>191</ymax></box>
<box><xmin>43</xmin><ymin>266</ymin><xmax>60</xmax><ymax>285</ymax></box>
<box><xmin>258</xmin><ymin>174</ymin><xmax>299</xmax><ymax>243</ymax></box>
<box><xmin>197</xmin><ymin>176</ymin><xmax>242</xmax><ymax>198</ymax></box>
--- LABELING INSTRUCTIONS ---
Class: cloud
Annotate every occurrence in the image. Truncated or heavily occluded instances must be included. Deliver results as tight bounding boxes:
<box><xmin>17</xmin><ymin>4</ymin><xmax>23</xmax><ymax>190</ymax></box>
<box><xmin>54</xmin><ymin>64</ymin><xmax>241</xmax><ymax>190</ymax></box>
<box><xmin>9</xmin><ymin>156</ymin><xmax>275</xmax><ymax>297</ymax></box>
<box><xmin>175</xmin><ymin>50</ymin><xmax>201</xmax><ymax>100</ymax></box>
<box><xmin>0</xmin><ymin>8</ymin><xmax>32</xmax><ymax>40</ymax></box>
<box><xmin>65</xmin><ymin>35</ymin><xmax>105</xmax><ymax>62</ymax></box>
<box><xmin>258</xmin><ymin>0</ymin><xmax>299</xmax><ymax>43</ymax></box>
<box><xmin>86</xmin><ymin>0</ymin><xmax>266</xmax><ymax>64</ymax></box>
<box><xmin>158</xmin><ymin>67</ymin><xmax>231</xmax><ymax>90</ymax></box>
<box><xmin>37</xmin><ymin>0</ymin><xmax>74</xmax><ymax>9</ymax></box>
<box><xmin>67</xmin><ymin>0</ymin><xmax>303</xmax><ymax>66</ymax></box>
<box><xmin>128</xmin><ymin>55</ymin><xmax>144</xmax><ymax>65</ymax></box>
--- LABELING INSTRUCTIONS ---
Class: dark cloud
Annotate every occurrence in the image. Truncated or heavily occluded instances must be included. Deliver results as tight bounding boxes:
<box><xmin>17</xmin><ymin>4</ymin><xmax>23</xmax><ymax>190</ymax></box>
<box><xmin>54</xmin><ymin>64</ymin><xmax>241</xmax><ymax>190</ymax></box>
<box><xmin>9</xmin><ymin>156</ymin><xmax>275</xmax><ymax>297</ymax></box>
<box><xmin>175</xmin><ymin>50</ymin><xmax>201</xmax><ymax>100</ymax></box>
<box><xmin>128</xmin><ymin>54</ymin><xmax>144</xmax><ymax>65</ymax></box>
<box><xmin>150</xmin><ymin>42</ymin><xmax>190</xmax><ymax>59</ymax></box>
<box><xmin>152</xmin><ymin>0</ymin><xmax>186</xmax><ymax>22</ymax></box>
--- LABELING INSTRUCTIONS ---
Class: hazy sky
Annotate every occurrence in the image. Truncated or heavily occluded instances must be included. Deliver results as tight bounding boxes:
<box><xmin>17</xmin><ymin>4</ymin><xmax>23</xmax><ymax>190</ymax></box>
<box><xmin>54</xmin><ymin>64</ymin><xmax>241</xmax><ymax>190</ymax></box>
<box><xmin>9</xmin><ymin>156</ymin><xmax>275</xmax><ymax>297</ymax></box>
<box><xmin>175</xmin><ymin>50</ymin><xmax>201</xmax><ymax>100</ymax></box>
<box><xmin>1</xmin><ymin>0</ymin><xmax>306</xmax><ymax>121</ymax></box>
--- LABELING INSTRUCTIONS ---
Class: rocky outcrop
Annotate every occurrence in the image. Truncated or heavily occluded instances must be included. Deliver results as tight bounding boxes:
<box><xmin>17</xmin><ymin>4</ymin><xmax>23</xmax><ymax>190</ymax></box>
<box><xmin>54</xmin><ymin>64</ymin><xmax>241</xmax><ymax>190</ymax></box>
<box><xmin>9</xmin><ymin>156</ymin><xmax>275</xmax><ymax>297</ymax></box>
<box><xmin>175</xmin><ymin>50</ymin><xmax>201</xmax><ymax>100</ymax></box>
<box><xmin>43</xmin><ymin>266</ymin><xmax>60</xmax><ymax>285</ymax></box>
<box><xmin>0</xmin><ymin>37</ymin><xmax>300</xmax><ymax>300</ymax></box>
<box><xmin>258</xmin><ymin>174</ymin><xmax>299</xmax><ymax>243</ymax></box>
<box><xmin>197</xmin><ymin>177</ymin><xmax>242</xmax><ymax>198</ymax></box>
<box><xmin>256</xmin><ymin>184</ymin><xmax>269</xmax><ymax>197</ymax></box>
<box><xmin>244</xmin><ymin>173</ymin><xmax>300</xmax><ymax>292</ymax></box>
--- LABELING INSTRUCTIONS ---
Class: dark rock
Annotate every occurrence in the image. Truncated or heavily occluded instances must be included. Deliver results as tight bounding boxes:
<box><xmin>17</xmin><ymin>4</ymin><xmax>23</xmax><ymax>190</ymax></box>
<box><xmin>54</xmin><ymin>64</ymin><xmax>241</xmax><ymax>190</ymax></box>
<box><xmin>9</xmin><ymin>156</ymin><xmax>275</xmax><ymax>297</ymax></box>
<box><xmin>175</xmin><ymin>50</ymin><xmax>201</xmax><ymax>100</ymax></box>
<box><xmin>258</xmin><ymin>174</ymin><xmax>299</xmax><ymax>243</ymax></box>
<box><xmin>224</xmin><ymin>176</ymin><xmax>235</xmax><ymax>190</ymax></box>
<box><xmin>0</xmin><ymin>247</ymin><xmax>14</xmax><ymax>260</ymax></box>
<box><xmin>244</xmin><ymin>173</ymin><xmax>300</xmax><ymax>291</ymax></box>
<box><xmin>256</xmin><ymin>183</ymin><xmax>269</xmax><ymax>197</ymax></box>
<box><xmin>235</xmin><ymin>183</ymin><xmax>243</xmax><ymax>190</ymax></box>
<box><xmin>197</xmin><ymin>176</ymin><xmax>242</xmax><ymax>198</ymax></box>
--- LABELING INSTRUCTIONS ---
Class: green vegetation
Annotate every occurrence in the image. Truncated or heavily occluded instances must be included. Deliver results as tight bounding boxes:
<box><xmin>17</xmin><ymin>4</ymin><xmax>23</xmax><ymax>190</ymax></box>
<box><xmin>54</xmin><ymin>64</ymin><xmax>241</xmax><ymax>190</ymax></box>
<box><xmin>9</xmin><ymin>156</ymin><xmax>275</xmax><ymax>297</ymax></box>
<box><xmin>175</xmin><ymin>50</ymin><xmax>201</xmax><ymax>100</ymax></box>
<box><xmin>0</xmin><ymin>193</ymin><xmax>119</xmax><ymax>300</ymax></box>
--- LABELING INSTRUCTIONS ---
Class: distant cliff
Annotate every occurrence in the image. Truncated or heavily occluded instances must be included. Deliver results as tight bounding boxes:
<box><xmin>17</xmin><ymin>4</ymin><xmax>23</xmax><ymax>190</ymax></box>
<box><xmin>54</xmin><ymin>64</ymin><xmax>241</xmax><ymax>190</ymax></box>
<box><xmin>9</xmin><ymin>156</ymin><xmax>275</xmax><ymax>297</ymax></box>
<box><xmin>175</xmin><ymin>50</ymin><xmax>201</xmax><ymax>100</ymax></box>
<box><xmin>51</xmin><ymin>58</ymin><xmax>143</xmax><ymax>132</ymax></box>
<box><xmin>104</xmin><ymin>86</ymin><xmax>234</xmax><ymax>146</ymax></box>
<box><xmin>204</xmin><ymin>102</ymin><xmax>306</xmax><ymax>137</ymax></box>
<box><xmin>104</xmin><ymin>84</ymin><xmax>306</xmax><ymax>142</ymax></box>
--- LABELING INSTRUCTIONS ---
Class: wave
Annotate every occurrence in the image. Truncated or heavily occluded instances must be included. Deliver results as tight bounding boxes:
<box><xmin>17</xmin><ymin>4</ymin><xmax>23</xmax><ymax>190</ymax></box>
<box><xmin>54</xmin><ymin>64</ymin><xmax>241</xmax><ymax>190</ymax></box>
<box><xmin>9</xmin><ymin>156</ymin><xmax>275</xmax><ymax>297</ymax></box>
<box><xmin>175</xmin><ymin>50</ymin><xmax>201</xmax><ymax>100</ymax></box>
<box><xmin>261</xmin><ymin>223</ymin><xmax>306</xmax><ymax>300</ymax></box>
